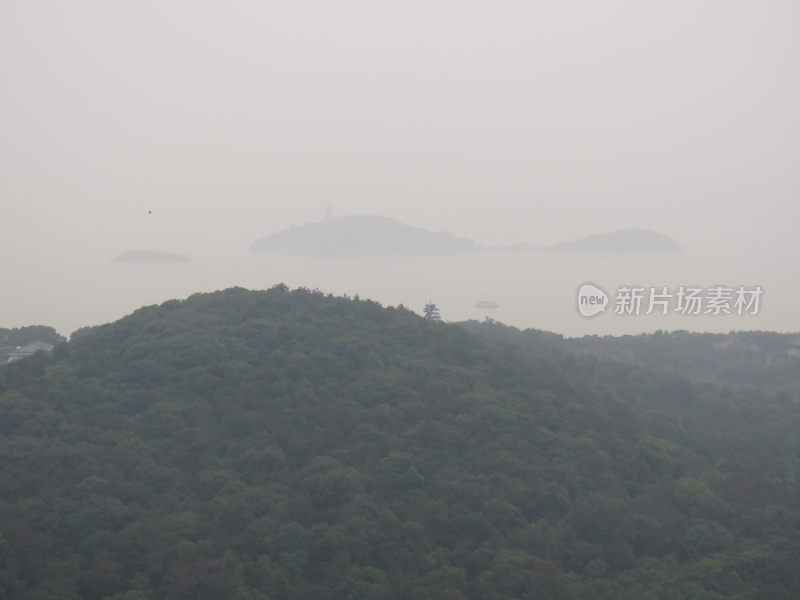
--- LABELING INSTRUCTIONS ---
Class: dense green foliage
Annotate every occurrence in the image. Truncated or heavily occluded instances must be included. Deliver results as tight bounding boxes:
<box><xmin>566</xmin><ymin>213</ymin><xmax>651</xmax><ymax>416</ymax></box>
<box><xmin>1</xmin><ymin>287</ymin><xmax>798</xmax><ymax>599</ymax></box>
<box><xmin>461</xmin><ymin>320</ymin><xmax>800</xmax><ymax>393</ymax></box>
<box><xmin>568</xmin><ymin>330</ymin><xmax>800</xmax><ymax>393</ymax></box>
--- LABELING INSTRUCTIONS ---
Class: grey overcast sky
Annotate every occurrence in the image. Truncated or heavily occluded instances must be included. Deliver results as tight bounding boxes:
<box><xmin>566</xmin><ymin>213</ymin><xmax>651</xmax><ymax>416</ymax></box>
<box><xmin>1</xmin><ymin>0</ymin><xmax>798</xmax><ymax>259</ymax></box>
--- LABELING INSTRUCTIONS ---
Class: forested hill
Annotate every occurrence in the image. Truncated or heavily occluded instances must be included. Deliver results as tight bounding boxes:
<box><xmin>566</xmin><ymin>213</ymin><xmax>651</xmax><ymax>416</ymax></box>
<box><xmin>1</xmin><ymin>287</ymin><xmax>799</xmax><ymax>600</ymax></box>
<box><xmin>461</xmin><ymin>319</ymin><xmax>800</xmax><ymax>393</ymax></box>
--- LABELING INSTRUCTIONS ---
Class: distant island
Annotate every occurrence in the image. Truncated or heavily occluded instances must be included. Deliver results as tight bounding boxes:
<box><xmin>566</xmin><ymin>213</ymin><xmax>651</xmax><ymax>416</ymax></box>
<box><xmin>548</xmin><ymin>228</ymin><xmax>681</xmax><ymax>254</ymax></box>
<box><xmin>112</xmin><ymin>250</ymin><xmax>190</xmax><ymax>264</ymax></box>
<box><xmin>252</xmin><ymin>214</ymin><xmax>477</xmax><ymax>256</ymax></box>
<box><xmin>252</xmin><ymin>214</ymin><xmax>681</xmax><ymax>256</ymax></box>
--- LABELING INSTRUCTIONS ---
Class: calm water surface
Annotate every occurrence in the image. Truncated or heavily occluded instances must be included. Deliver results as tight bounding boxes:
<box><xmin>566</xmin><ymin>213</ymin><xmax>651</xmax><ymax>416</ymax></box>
<box><xmin>1</xmin><ymin>249</ymin><xmax>795</xmax><ymax>338</ymax></box>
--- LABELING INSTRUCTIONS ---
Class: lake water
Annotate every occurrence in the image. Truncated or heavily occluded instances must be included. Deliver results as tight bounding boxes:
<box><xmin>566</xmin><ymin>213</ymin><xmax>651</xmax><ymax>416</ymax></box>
<box><xmin>1</xmin><ymin>249</ymin><xmax>795</xmax><ymax>338</ymax></box>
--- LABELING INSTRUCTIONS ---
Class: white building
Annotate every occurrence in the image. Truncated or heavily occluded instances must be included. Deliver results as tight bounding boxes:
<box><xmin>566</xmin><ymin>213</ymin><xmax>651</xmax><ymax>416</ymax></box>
<box><xmin>7</xmin><ymin>341</ymin><xmax>55</xmax><ymax>363</ymax></box>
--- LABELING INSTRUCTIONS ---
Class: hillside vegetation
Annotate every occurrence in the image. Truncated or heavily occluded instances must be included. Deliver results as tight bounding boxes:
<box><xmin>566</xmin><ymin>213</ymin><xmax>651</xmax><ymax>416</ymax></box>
<box><xmin>1</xmin><ymin>287</ymin><xmax>798</xmax><ymax>599</ymax></box>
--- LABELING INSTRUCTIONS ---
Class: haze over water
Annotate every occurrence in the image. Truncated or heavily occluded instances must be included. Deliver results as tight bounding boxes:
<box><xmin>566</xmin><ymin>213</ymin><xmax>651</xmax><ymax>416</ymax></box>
<box><xmin>2</xmin><ymin>245</ymin><xmax>793</xmax><ymax>338</ymax></box>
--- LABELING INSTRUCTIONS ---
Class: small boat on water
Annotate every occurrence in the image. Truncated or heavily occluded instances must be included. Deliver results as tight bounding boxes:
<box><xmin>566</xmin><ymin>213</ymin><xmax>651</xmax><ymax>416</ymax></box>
<box><xmin>476</xmin><ymin>300</ymin><xmax>499</xmax><ymax>309</ymax></box>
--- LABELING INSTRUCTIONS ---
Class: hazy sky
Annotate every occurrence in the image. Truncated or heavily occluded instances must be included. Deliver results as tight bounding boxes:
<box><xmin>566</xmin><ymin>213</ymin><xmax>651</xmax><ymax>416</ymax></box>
<box><xmin>2</xmin><ymin>0</ymin><xmax>798</xmax><ymax>259</ymax></box>
<box><xmin>0</xmin><ymin>0</ymin><xmax>800</xmax><ymax>260</ymax></box>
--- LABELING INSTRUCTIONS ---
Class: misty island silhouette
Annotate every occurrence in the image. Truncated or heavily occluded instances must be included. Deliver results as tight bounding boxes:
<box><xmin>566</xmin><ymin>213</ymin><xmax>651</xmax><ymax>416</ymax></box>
<box><xmin>251</xmin><ymin>214</ymin><xmax>681</xmax><ymax>256</ymax></box>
